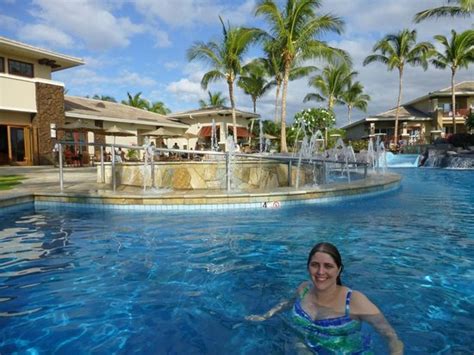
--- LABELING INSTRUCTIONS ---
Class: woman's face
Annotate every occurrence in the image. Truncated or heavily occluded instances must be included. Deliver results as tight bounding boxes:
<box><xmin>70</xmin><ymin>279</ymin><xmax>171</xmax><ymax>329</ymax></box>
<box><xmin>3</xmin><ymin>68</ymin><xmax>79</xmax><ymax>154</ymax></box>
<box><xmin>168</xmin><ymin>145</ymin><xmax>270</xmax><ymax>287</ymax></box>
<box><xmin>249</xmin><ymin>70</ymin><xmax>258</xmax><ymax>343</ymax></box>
<box><xmin>308</xmin><ymin>251</ymin><xmax>341</xmax><ymax>291</ymax></box>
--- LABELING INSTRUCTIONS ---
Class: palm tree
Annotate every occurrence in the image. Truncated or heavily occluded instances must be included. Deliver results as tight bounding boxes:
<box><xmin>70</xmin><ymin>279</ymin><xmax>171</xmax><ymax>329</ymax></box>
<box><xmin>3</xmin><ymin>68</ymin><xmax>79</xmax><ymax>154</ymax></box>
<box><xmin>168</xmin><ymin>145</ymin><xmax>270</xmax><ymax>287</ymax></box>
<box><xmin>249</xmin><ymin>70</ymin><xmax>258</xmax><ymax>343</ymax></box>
<box><xmin>92</xmin><ymin>94</ymin><xmax>117</xmax><ymax>102</ymax></box>
<box><xmin>363</xmin><ymin>29</ymin><xmax>434</xmax><ymax>144</ymax></box>
<box><xmin>148</xmin><ymin>101</ymin><xmax>171</xmax><ymax>115</ymax></box>
<box><xmin>238</xmin><ymin>61</ymin><xmax>274</xmax><ymax>113</ymax></box>
<box><xmin>431</xmin><ymin>29</ymin><xmax>474</xmax><ymax>134</ymax></box>
<box><xmin>255</xmin><ymin>0</ymin><xmax>347</xmax><ymax>152</ymax></box>
<box><xmin>259</xmin><ymin>39</ymin><xmax>317</xmax><ymax>123</ymax></box>
<box><xmin>198</xmin><ymin>91</ymin><xmax>228</xmax><ymax>108</ymax></box>
<box><xmin>187</xmin><ymin>17</ymin><xmax>262</xmax><ymax>142</ymax></box>
<box><xmin>341</xmin><ymin>80</ymin><xmax>370</xmax><ymax>123</ymax></box>
<box><xmin>121</xmin><ymin>92</ymin><xmax>148</xmax><ymax>109</ymax></box>
<box><xmin>414</xmin><ymin>0</ymin><xmax>473</xmax><ymax>22</ymax></box>
<box><xmin>304</xmin><ymin>61</ymin><xmax>357</xmax><ymax>111</ymax></box>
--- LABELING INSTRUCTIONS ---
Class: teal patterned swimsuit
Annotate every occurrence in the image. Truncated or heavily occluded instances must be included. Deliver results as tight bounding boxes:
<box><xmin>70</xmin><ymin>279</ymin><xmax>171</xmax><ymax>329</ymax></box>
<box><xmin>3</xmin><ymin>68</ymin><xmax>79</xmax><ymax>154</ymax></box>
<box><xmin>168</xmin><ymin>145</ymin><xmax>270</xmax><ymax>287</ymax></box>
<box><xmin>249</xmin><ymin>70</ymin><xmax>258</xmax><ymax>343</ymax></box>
<box><xmin>292</xmin><ymin>286</ymin><xmax>372</xmax><ymax>354</ymax></box>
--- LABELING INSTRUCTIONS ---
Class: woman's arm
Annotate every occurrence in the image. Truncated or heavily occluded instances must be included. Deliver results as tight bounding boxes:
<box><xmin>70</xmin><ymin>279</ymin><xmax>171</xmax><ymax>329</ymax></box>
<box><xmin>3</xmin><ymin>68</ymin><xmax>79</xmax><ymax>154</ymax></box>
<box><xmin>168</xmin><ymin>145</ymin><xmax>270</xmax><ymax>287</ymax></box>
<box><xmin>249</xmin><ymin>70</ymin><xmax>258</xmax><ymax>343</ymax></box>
<box><xmin>245</xmin><ymin>282</ymin><xmax>309</xmax><ymax>322</ymax></box>
<box><xmin>351</xmin><ymin>291</ymin><xmax>404</xmax><ymax>355</ymax></box>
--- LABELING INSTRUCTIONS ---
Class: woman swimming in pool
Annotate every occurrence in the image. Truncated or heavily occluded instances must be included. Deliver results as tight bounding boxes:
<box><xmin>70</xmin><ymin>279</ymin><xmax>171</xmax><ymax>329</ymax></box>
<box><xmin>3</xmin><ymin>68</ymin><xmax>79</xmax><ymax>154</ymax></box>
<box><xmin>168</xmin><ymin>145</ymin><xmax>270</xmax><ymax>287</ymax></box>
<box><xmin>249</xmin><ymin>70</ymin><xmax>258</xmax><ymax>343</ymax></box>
<box><xmin>246</xmin><ymin>242</ymin><xmax>404</xmax><ymax>354</ymax></box>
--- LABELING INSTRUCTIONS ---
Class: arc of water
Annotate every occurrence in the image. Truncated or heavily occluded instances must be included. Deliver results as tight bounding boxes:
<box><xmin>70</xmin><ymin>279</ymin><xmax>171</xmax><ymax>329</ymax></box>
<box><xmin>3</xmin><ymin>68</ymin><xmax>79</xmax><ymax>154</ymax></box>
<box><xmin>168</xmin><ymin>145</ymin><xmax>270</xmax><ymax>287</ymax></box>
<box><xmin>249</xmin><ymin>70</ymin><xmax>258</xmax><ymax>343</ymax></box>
<box><xmin>211</xmin><ymin>119</ymin><xmax>218</xmax><ymax>151</ymax></box>
<box><xmin>226</xmin><ymin>136</ymin><xmax>236</xmax><ymax>190</ymax></box>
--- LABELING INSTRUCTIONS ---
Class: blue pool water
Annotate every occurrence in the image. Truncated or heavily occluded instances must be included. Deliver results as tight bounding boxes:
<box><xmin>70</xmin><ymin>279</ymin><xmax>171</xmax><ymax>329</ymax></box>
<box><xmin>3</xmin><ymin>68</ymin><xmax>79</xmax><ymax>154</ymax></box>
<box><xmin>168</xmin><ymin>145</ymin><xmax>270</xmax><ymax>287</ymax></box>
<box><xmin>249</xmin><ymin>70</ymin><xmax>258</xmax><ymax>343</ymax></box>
<box><xmin>0</xmin><ymin>169</ymin><xmax>472</xmax><ymax>354</ymax></box>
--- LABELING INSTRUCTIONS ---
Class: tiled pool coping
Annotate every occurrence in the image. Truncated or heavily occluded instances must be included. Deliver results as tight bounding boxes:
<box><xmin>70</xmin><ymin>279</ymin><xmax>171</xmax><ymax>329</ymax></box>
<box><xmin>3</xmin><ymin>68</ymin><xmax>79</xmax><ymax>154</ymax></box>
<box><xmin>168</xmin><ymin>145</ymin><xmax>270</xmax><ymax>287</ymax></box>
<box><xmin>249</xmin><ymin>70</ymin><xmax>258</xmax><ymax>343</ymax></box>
<box><xmin>0</xmin><ymin>173</ymin><xmax>401</xmax><ymax>211</ymax></box>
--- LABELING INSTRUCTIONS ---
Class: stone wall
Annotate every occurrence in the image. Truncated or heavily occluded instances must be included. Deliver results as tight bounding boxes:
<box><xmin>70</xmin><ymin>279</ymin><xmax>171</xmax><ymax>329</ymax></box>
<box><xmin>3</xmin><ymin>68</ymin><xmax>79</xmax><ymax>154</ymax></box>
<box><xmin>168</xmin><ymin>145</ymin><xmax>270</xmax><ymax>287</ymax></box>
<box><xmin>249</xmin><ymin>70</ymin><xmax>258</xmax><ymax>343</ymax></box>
<box><xmin>32</xmin><ymin>83</ymin><xmax>65</xmax><ymax>165</ymax></box>
<box><xmin>99</xmin><ymin>161</ymin><xmax>325</xmax><ymax>190</ymax></box>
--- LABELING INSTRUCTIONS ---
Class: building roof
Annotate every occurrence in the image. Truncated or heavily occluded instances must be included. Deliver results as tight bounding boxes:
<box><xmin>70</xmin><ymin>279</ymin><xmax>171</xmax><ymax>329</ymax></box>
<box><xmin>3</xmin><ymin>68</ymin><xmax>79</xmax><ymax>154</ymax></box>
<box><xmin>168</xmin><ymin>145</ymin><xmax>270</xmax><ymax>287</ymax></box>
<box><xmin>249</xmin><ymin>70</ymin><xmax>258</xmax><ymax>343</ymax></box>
<box><xmin>0</xmin><ymin>36</ymin><xmax>84</xmax><ymax>72</ymax></box>
<box><xmin>64</xmin><ymin>96</ymin><xmax>188</xmax><ymax>128</ymax></box>
<box><xmin>402</xmin><ymin>80</ymin><xmax>474</xmax><ymax>106</ymax></box>
<box><xmin>341</xmin><ymin>105</ymin><xmax>431</xmax><ymax>130</ymax></box>
<box><xmin>430</xmin><ymin>81</ymin><xmax>474</xmax><ymax>95</ymax></box>
<box><xmin>167</xmin><ymin>106</ymin><xmax>260</xmax><ymax>120</ymax></box>
<box><xmin>341</xmin><ymin>81</ymin><xmax>474</xmax><ymax>130</ymax></box>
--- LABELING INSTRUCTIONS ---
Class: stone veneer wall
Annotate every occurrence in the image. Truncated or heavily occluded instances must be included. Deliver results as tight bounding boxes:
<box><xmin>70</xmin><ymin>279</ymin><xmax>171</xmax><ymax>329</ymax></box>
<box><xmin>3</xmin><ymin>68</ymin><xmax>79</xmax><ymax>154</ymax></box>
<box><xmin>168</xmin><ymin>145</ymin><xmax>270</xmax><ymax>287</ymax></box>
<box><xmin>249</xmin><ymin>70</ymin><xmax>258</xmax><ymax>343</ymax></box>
<box><xmin>32</xmin><ymin>83</ymin><xmax>65</xmax><ymax>165</ymax></box>
<box><xmin>99</xmin><ymin>161</ymin><xmax>325</xmax><ymax>190</ymax></box>
<box><xmin>94</xmin><ymin>133</ymin><xmax>106</xmax><ymax>158</ymax></box>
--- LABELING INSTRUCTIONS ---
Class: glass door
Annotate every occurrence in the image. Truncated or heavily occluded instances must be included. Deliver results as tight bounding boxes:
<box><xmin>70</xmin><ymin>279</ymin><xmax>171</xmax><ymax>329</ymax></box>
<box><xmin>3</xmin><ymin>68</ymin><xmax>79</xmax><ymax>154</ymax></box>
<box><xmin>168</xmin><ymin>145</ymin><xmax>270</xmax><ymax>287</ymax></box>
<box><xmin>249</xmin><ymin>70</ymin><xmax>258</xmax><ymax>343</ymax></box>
<box><xmin>10</xmin><ymin>127</ymin><xmax>25</xmax><ymax>163</ymax></box>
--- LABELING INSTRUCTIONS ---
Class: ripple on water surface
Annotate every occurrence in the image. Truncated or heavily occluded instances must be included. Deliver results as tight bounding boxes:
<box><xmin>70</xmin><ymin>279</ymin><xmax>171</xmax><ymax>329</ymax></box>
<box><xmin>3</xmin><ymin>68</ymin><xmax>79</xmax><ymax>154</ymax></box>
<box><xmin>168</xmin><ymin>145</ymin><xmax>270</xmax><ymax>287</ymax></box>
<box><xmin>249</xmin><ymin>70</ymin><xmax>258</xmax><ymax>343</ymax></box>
<box><xmin>0</xmin><ymin>168</ymin><xmax>472</xmax><ymax>354</ymax></box>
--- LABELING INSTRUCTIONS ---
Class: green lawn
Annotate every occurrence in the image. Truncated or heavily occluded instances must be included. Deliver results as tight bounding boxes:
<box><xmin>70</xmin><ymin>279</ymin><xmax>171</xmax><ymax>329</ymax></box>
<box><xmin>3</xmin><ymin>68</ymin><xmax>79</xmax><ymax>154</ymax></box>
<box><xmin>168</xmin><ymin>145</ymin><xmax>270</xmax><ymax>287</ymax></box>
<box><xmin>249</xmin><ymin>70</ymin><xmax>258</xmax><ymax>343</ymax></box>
<box><xmin>0</xmin><ymin>175</ymin><xmax>26</xmax><ymax>190</ymax></box>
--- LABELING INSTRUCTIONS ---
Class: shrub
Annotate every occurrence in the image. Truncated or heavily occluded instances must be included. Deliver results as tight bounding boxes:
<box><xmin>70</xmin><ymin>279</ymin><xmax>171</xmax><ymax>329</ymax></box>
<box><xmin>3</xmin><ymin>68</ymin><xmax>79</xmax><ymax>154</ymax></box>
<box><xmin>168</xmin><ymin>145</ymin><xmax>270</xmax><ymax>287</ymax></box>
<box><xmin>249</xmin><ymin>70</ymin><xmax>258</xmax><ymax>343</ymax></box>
<box><xmin>447</xmin><ymin>133</ymin><xmax>474</xmax><ymax>148</ymax></box>
<box><xmin>466</xmin><ymin>111</ymin><xmax>474</xmax><ymax>131</ymax></box>
<box><xmin>349</xmin><ymin>140</ymin><xmax>368</xmax><ymax>152</ymax></box>
<box><xmin>126</xmin><ymin>149</ymin><xmax>140</xmax><ymax>161</ymax></box>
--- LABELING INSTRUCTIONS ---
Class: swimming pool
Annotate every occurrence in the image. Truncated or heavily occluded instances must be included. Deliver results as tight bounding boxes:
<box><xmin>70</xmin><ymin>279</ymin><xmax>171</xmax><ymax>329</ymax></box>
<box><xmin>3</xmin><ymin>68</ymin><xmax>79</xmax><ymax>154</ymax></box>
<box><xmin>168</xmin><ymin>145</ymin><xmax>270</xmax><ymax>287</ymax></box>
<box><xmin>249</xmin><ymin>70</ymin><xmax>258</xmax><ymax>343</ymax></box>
<box><xmin>0</xmin><ymin>169</ymin><xmax>472</xmax><ymax>354</ymax></box>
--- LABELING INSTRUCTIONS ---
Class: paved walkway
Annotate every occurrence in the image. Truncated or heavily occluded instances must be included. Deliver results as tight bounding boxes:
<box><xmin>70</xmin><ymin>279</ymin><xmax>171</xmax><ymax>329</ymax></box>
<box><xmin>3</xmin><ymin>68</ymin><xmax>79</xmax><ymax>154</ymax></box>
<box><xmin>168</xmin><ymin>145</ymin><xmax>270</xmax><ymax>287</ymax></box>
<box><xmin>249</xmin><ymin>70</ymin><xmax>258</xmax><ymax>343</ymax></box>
<box><xmin>0</xmin><ymin>166</ymin><xmax>98</xmax><ymax>199</ymax></box>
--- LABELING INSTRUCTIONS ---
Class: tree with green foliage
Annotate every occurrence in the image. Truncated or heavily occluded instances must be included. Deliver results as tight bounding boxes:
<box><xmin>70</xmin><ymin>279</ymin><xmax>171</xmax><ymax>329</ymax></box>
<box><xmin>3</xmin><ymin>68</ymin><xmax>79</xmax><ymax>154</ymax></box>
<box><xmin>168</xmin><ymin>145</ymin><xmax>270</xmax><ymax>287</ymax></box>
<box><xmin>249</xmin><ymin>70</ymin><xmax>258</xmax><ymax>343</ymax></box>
<box><xmin>293</xmin><ymin>107</ymin><xmax>336</xmax><ymax>135</ymax></box>
<box><xmin>147</xmin><ymin>101</ymin><xmax>171</xmax><ymax>115</ymax></box>
<box><xmin>363</xmin><ymin>29</ymin><xmax>434</xmax><ymax>143</ymax></box>
<box><xmin>188</xmin><ymin>17</ymin><xmax>263</xmax><ymax>142</ymax></box>
<box><xmin>121</xmin><ymin>92</ymin><xmax>148</xmax><ymax>109</ymax></box>
<box><xmin>255</xmin><ymin>0</ymin><xmax>348</xmax><ymax>152</ymax></box>
<box><xmin>431</xmin><ymin>29</ymin><xmax>474</xmax><ymax>134</ymax></box>
<box><xmin>341</xmin><ymin>80</ymin><xmax>370</xmax><ymax>123</ymax></box>
<box><xmin>92</xmin><ymin>95</ymin><xmax>117</xmax><ymax>102</ymax></box>
<box><xmin>238</xmin><ymin>60</ymin><xmax>274</xmax><ymax>113</ymax></box>
<box><xmin>414</xmin><ymin>0</ymin><xmax>473</xmax><ymax>22</ymax></box>
<box><xmin>199</xmin><ymin>91</ymin><xmax>228</xmax><ymax>108</ymax></box>
<box><xmin>258</xmin><ymin>39</ymin><xmax>317</xmax><ymax>123</ymax></box>
<box><xmin>304</xmin><ymin>61</ymin><xmax>357</xmax><ymax>111</ymax></box>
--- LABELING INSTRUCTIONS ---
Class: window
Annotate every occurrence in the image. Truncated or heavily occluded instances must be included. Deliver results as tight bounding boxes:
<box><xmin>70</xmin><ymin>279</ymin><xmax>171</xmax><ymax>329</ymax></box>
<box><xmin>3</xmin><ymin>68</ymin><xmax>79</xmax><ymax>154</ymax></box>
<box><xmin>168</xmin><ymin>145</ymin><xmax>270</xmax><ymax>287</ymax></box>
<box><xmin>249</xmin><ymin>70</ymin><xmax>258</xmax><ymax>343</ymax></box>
<box><xmin>8</xmin><ymin>59</ymin><xmax>34</xmax><ymax>78</ymax></box>
<box><xmin>0</xmin><ymin>57</ymin><xmax>4</xmax><ymax>73</ymax></box>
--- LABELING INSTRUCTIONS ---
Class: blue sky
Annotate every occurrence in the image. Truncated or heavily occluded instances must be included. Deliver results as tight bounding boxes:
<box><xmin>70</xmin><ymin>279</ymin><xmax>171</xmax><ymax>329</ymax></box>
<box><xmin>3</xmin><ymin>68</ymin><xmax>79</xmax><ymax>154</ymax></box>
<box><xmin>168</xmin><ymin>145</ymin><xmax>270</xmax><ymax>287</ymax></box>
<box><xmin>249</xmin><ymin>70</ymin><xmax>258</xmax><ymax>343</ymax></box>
<box><xmin>1</xmin><ymin>0</ymin><xmax>472</xmax><ymax>127</ymax></box>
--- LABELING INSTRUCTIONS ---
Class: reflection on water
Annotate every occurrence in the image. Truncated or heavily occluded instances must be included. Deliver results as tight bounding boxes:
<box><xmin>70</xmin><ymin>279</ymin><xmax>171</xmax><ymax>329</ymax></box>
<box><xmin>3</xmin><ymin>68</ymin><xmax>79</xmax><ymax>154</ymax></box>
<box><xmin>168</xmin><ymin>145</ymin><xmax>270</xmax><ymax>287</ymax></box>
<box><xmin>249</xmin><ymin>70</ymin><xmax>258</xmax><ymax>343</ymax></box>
<box><xmin>0</xmin><ymin>169</ymin><xmax>472</xmax><ymax>354</ymax></box>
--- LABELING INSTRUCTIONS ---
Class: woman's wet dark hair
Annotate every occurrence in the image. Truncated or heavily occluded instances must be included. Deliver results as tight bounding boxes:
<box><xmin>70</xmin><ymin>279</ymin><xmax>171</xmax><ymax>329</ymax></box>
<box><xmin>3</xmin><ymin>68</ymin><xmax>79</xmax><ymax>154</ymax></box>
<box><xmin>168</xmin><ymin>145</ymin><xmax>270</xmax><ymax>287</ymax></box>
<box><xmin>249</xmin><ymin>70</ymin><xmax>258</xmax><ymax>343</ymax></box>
<box><xmin>307</xmin><ymin>242</ymin><xmax>344</xmax><ymax>285</ymax></box>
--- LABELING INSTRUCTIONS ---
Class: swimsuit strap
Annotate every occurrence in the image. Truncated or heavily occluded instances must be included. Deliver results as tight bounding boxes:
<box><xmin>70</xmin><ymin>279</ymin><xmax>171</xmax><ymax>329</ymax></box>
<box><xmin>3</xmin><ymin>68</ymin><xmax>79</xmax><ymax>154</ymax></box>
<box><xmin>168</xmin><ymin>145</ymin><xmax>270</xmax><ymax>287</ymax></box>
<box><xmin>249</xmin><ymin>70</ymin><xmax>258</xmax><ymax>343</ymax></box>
<box><xmin>300</xmin><ymin>284</ymin><xmax>310</xmax><ymax>299</ymax></box>
<box><xmin>345</xmin><ymin>289</ymin><xmax>353</xmax><ymax>316</ymax></box>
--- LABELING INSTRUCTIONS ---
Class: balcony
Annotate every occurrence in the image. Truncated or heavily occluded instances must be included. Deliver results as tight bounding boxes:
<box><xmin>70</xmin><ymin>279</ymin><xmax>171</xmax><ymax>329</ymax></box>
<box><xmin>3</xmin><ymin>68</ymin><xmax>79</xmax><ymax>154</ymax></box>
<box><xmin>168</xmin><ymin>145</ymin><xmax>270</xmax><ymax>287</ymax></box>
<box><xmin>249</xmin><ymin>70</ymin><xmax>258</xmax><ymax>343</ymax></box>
<box><xmin>441</xmin><ymin>108</ymin><xmax>471</xmax><ymax>117</ymax></box>
<box><xmin>0</xmin><ymin>74</ymin><xmax>37</xmax><ymax>113</ymax></box>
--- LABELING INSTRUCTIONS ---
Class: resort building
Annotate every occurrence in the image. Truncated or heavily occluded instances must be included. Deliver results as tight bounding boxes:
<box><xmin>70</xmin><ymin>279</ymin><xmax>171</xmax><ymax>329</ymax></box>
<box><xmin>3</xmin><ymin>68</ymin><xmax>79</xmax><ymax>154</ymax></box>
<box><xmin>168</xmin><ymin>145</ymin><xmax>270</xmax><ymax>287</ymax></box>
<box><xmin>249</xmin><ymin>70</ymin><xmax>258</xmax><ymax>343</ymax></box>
<box><xmin>0</xmin><ymin>36</ymin><xmax>83</xmax><ymax>165</ymax></box>
<box><xmin>0</xmin><ymin>36</ymin><xmax>188</xmax><ymax>166</ymax></box>
<box><xmin>342</xmin><ymin>81</ymin><xmax>474</xmax><ymax>143</ymax></box>
<box><xmin>167</xmin><ymin>106</ymin><xmax>259</xmax><ymax>151</ymax></box>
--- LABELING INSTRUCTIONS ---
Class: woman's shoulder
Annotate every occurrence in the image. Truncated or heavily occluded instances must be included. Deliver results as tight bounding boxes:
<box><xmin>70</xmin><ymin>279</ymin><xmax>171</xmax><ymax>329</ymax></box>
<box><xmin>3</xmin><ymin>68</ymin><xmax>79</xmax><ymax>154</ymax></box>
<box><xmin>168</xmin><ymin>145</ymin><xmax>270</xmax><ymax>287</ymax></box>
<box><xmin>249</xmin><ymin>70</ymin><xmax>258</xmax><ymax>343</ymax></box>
<box><xmin>296</xmin><ymin>281</ymin><xmax>311</xmax><ymax>297</ymax></box>
<box><xmin>348</xmin><ymin>289</ymin><xmax>380</xmax><ymax>315</ymax></box>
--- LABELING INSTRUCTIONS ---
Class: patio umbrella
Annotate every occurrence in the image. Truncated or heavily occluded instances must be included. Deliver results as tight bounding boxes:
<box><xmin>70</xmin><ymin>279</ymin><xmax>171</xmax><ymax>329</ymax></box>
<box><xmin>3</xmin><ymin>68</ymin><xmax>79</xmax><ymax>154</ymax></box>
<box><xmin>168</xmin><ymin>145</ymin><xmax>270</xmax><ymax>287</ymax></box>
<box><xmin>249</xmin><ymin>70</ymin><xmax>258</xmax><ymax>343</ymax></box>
<box><xmin>262</xmin><ymin>133</ymin><xmax>277</xmax><ymax>140</ymax></box>
<box><xmin>140</xmin><ymin>127</ymin><xmax>186</xmax><ymax>138</ymax></box>
<box><xmin>105</xmin><ymin>125</ymin><xmax>136</xmax><ymax>145</ymax></box>
<box><xmin>58</xmin><ymin>119</ymin><xmax>105</xmax><ymax>133</ymax></box>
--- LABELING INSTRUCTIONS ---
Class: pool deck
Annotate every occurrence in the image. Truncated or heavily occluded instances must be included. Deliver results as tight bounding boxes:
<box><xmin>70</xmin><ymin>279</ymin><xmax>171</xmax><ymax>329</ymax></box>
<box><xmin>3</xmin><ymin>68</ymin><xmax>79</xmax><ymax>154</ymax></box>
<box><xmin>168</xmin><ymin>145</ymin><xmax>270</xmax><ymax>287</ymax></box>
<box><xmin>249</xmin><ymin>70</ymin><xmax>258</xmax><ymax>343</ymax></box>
<box><xmin>0</xmin><ymin>166</ymin><xmax>402</xmax><ymax>210</ymax></box>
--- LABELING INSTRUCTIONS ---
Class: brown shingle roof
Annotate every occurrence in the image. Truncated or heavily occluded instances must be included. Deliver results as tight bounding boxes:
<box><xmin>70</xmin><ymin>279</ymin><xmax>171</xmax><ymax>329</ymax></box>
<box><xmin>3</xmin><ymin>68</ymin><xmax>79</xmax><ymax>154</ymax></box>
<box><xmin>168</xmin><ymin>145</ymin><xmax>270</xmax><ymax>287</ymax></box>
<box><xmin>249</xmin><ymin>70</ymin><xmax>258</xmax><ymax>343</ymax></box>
<box><xmin>64</xmin><ymin>96</ymin><xmax>188</xmax><ymax>128</ymax></box>
<box><xmin>167</xmin><ymin>106</ymin><xmax>259</xmax><ymax>120</ymax></box>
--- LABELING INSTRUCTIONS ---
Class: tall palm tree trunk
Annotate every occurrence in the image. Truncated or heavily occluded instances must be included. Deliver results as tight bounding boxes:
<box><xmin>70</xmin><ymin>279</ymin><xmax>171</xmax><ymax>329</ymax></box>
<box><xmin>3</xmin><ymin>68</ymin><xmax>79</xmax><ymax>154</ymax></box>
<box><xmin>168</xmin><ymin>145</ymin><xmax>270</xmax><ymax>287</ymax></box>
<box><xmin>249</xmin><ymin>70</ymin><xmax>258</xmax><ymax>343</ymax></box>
<box><xmin>274</xmin><ymin>82</ymin><xmax>281</xmax><ymax>123</ymax></box>
<box><xmin>326</xmin><ymin>99</ymin><xmax>334</xmax><ymax>148</ymax></box>
<box><xmin>394</xmin><ymin>69</ymin><xmax>404</xmax><ymax>146</ymax></box>
<box><xmin>228</xmin><ymin>79</ymin><xmax>238</xmax><ymax>144</ymax></box>
<box><xmin>280</xmin><ymin>64</ymin><xmax>290</xmax><ymax>153</ymax></box>
<box><xmin>249</xmin><ymin>97</ymin><xmax>257</xmax><ymax>145</ymax></box>
<box><xmin>451</xmin><ymin>68</ymin><xmax>457</xmax><ymax>134</ymax></box>
<box><xmin>348</xmin><ymin>105</ymin><xmax>352</xmax><ymax>123</ymax></box>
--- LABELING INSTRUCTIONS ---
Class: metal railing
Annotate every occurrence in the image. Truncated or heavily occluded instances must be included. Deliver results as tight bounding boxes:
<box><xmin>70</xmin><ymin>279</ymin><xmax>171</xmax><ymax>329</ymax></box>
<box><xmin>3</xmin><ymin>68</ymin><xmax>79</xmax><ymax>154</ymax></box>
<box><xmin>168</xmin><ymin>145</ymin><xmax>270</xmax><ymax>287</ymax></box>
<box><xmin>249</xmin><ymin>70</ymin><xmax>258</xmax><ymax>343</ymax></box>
<box><xmin>57</xmin><ymin>141</ymin><xmax>368</xmax><ymax>193</ymax></box>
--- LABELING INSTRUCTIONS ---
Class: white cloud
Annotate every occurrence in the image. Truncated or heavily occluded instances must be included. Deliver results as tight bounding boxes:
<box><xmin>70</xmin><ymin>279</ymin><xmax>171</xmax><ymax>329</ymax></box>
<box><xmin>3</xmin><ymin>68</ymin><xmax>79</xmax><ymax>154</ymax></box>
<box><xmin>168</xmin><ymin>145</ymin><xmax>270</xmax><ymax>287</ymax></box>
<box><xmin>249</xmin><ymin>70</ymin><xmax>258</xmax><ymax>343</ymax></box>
<box><xmin>18</xmin><ymin>24</ymin><xmax>74</xmax><ymax>48</ymax></box>
<box><xmin>133</xmin><ymin>0</ymin><xmax>257</xmax><ymax>27</ymax></box>
<box><xmin>0</xmin><ymin>14</ymin><xmax>20</xmax><ymax>30</ymax></box>
<box><xmin>166</xmin><ymin>78</ymin><xmax>204</xmax><ymax>103</ymax></box>
<box><xmin>153</xmin><ymin>30</ymin><xmax>172</xmax><ymax>48</ymax></box>
<box><xmin>30</xmin><ymin>0</ymin><xmax>145</xmax><ymax>50</ymax></box>
<box><xmin>116</xmin><ymin>70</ymin><xmax>157</xmax><ymax>86</ymax></box>
<box><xmin>56</xmin><ymin>68</ymin><xmax>156</xmax><ymax>90</ymax></box>
<box><xmin>164</xmin><ymin>61</ymin><xmax>180</xmax><ymax>70</ymax></box>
